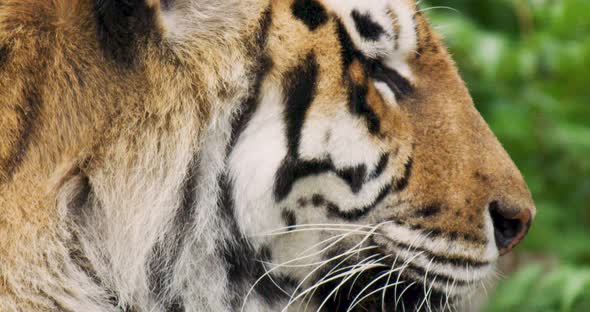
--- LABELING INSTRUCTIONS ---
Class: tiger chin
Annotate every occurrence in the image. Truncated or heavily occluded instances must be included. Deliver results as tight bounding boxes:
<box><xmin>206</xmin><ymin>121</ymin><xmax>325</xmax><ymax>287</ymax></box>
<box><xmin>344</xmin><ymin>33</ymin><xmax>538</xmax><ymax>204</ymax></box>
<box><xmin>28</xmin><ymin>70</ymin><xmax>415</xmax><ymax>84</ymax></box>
<box><xmin>0</xmin><ymin>0</ymin><xmax>535</xmax><ymax>311</ymax></box>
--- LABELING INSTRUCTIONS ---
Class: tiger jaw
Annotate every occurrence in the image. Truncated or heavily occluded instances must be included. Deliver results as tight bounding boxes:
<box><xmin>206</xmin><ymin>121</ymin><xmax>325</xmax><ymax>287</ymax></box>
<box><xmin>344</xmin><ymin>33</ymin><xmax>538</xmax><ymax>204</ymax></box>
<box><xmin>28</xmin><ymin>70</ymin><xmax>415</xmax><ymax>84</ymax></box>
<box><xmin>246</xmin><ymin>223</ymin><xmax>493</xmax><ymax>312</ymax></box>
<box><xmin>262</xmin><ymin>217</ymin><xmax>497</xmax><ymax>311</ymax></box>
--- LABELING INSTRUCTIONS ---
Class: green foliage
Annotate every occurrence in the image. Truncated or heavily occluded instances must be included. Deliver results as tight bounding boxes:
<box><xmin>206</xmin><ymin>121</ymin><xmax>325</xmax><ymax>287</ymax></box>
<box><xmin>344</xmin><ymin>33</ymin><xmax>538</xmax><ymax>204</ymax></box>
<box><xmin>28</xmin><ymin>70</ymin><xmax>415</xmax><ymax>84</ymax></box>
<box><xmin>485</xmin><ymin>265</ymin><xmax>590</xmax><ymax>312</ymax></box>
<box><xmin>424</xmin><ymin>0</ymin><xmax>590</xmax><ymax>310</ymax></box>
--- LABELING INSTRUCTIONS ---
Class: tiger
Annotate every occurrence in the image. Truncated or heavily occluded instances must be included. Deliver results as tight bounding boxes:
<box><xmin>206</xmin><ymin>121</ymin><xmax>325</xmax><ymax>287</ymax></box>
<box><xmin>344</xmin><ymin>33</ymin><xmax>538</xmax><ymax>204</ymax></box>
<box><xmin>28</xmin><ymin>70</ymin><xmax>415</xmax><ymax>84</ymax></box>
<box><xmin>0</xmin><ymin>0</ymin><xmax>536</xmax><ymax>311</ymax></box>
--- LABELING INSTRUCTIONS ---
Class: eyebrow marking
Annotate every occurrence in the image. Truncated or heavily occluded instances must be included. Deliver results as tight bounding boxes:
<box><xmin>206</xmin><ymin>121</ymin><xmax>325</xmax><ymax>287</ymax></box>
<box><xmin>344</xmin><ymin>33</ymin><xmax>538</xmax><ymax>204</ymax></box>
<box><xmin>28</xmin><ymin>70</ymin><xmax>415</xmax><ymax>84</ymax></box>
<box><xmin>368</xmin><ymin>60</ymin><xmax>414</xmax><ymax>100</ymax></box>
<box><xmin>351</xmin><ymin>10</ymin><xmax>385</xmax><ymax>41</ymax></box>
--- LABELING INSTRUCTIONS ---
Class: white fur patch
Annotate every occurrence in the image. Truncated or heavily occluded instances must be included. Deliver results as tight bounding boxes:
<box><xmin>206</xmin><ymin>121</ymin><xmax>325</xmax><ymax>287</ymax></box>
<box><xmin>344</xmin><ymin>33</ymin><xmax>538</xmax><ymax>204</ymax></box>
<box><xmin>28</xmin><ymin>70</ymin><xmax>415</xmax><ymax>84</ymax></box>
<box><xmin>229</xmin><ymin>84</ymin><xmax>288</xmax><ymax>242</ymax></box>
<box><xmin>321</xmin><ymin>0</ymin><xmax>417</xmax><ymax>79</ymax></box>
<box><xmin>374</xmin><ymin>81</ymin><xmax>398</xmax><ymax>106</ymax></box>
<box><xmin>299</xmin><ymin>108</ymin><xmax>384</xmax><ymax>169</ymax></box>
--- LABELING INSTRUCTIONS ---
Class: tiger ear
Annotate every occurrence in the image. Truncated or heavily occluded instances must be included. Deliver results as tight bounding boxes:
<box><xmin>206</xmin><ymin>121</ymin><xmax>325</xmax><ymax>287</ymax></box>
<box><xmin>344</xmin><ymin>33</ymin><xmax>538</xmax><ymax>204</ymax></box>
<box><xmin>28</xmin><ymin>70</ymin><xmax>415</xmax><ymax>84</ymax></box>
<box><xmin>94</xmin><ymin>0</ymin><xmax>163</xmax><ymax>66</ymax></box>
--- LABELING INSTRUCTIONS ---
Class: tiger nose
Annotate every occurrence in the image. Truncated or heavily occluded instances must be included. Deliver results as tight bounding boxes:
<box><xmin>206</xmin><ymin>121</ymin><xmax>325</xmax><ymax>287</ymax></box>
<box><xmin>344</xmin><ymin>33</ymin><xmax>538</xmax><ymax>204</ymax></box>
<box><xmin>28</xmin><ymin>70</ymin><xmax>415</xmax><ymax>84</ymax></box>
<box><xmin>488</xmin><ymin>201</ymin><xmax>533</xmax><ymax>256</ymax></box>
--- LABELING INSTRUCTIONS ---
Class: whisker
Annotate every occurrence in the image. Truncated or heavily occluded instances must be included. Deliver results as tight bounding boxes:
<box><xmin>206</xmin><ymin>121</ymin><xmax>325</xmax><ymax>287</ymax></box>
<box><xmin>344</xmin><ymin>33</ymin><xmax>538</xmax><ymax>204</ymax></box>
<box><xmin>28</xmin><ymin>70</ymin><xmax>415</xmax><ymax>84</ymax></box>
<box><xmin>426</xmin><ymin>276</ymin><xmax>438</xmax><ymax>312</ymax></box>
<box><xmin>440</xmin><ymin>280</ymin><xmax>450</xmax><ymax>312</ymax></box>
<box><xmin>480</xmin><ymin>280</ymin><xmax>490</xmax><ymax>301</ymax></box>
<box><xmin>258</xmin><ymin>242</ymin><xmax>377</xmax><ymax>269</ymax></box>
<box><xmin>250</xmin><ymin>223</ymin><xmax>377</xmax><ymax>237</ymax></box>
<box><xmin>425</xmin><ymin>239</ymin><xmax>446</xmax><ymax>312</ymax></box>
<box><xmin>262</xmin><ymin>262</ymin><xmax>292</xmax><ymax>297</ymax></box>
<box><xmin>284</xmin><ymin>245</ymin><xmax>380</xmax><ymax>311</ymax></box>
<box><xmin>240</xmin><ymin>231</ymin><xmax>358</xmax><ymax>312</ymax></box>
<box><xmin>395</xmin><ymin>281</ymin><xmax>418</xmax><ymax>311</ymax></box>
<box><xmin>348</xmin><ymin>280</ymin><xmax>406</xmax><ymax>312</ymax></box>
<box><xmin>416</xmin><ymin>256</ymin><xmax>435</xmax><ymax>312</ymax></box>
<box><xmin>414</xmin><ymin>6</ymin><xmax>460</xmax><ymax>16</ymax></box>
<box><xmin>272</xmin><ymin>230</ymin><xmax>364</xmax><ymax>267</ymax></box>
<box><xmin>303</xmin><ymin>253</ymin><xmax>383</xmax><ymax>311</ymax></box>
<box><xmin>341</xmin><ymin>253</ymin><xmax>394</xmax><ymax>301</ymax></box>
<box><xmin>346</xmin><ymin>265</ymin><xmax>399</xmax><ymax>312</ymax></box>
<box><xmin>393</xmin><ymin>233</ymin><xmax>424</xmax><ymax>308</ymax></box>
<box><xmin>381</xmin><ymin>251</ymin><xmax>401</xmax><ymax>311</ymax></box>
<box><xmin>316</xmin><ymin>256</ymin><xmax>392</xmax><ymax>312</ymax></box>
<box><xmin>283</xmin><ymin>262</ymin><xmax>388</xmax><ymax>312</ymax></box>
<box><xmin>286</xmin><ymin>222</ymin><xmax>391</xmax><ymax>310</ymax></box>
<box><xmin>348</xmin><ymin>253</ymin><xmax>398</xmax><ymax>300</ymax></box>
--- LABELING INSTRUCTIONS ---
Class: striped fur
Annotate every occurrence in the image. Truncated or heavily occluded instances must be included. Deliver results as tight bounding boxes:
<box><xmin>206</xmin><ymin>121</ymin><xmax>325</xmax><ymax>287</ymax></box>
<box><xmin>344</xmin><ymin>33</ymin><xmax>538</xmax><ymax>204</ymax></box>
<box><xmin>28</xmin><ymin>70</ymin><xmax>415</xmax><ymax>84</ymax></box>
<box><xmin>0</xmin><ymin>1</ymin><xmax>535</xmax><ymax>311</ymax></box>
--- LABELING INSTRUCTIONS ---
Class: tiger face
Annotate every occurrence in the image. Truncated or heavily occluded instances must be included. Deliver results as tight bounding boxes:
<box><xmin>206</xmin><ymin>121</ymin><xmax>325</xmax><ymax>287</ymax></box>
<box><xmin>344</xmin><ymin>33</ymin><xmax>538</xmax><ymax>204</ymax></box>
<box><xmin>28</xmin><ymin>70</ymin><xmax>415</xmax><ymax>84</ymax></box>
<box><xmin>0</xmin><ymin>0</ymin><xmax>535</xmax><ymax>311</ymax></box>
<box><xmin>223</xmin><ymin>0</ymin><xmax>535</xmax><ymax>310</ymax></box>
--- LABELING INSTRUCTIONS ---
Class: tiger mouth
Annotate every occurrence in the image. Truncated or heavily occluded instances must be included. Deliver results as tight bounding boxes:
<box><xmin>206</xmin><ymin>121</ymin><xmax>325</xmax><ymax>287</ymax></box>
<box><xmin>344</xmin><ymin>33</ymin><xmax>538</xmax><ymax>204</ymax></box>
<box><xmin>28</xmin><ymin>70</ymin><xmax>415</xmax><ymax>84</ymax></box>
<box><xmin>300</xmin><ymin>234</ymin><xmax>494</xmax><ymax>312</ymax></box>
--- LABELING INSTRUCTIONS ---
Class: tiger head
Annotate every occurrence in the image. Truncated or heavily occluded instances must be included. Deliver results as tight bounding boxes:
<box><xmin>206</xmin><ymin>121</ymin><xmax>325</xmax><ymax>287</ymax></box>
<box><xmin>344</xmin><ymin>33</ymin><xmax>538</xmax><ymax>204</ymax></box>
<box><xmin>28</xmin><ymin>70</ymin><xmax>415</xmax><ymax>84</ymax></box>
<box><xmin>222</xmin><ymin>0</ymin><xmax>536</xmax><ymax>310</ymax></box>
<box><xmin>0</xmin><ymin>0</ymin><xmax>535</xmax><ymax>311</ymax></box>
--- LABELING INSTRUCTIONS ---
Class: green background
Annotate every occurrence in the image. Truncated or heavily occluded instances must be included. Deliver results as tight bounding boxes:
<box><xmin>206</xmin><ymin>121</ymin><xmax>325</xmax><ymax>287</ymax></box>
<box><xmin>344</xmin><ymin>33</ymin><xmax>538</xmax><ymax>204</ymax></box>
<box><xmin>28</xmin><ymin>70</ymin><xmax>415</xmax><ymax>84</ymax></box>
<box><xmin>425</xmin><ymin>1</ymin><xmax>590</xmax><ymax>311</ymax></box>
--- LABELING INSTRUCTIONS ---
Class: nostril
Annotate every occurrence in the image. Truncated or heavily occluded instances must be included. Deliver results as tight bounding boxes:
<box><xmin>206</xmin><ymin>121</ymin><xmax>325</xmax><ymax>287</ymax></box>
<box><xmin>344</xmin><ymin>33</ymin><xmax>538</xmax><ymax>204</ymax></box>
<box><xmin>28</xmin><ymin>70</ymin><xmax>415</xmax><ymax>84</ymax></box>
<box><xmin>489</xmin><ymin>201</ymin><xmax>532</xmax><ymax>255</ymax></box>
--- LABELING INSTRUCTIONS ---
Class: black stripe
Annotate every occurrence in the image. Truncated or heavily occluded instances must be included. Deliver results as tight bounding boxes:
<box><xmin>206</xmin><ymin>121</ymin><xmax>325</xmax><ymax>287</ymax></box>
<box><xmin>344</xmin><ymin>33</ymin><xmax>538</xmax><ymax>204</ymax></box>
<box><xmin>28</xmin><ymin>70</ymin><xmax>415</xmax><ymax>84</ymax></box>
<box><xmin>94</xmin><ymin>0</ymin><xmax>159</xmax><ymax>66</ymax></box>
<box><xmin>274</xmin><ymin>157</ymin><xmax>385</xmax><ymax>201</ymax></box>
<box><xmin>392</xmin><ymin>158</ymin><xmax>412</xmax><ymax>192</ymax></box>
<box><xmin>65</xmin><ymin>168</ymin><xmax>93</xmax><ymax>222</ymax></box>
<box><xmin>0</xmin><ymin>44</ymin><xmax>10</xmax><ymax>68</ymax></box>
<box><xmin>351</xmin><ymin>10</ymin><xmax>386</xmax><ymax>41</ymax></box>
<box><xmin>253</xmin><ymin>6</ymin><xmax>274</xmax><ymax>52</ymax></box>
<box><xmin>274</xmin><ymin>153</ymin><xmax>390</xmax><ymax>201</ymax></box>
<box><xmin>227</xmin><ymin>56</ymin><xmax>273</xmax><ymax>151</ymax></box>
<box><xmin>336</xmin><ymin>20</ymin><xmax>359</xmax><ymax>70</ymax></box>
<box><xmin>283</xmin><ymin>53</ymin><xmax>319</xmax><ymax>158</ymax></box>
<box><xmin>336</xmin><ymin>165</ymin><xmax>366</xmax><ymax>194</ymax></box>
<box><xmin>338</xmin><ymin>17</ymin><xmax>383</xmax><ymax>135</ymax></box>
<box><xmin>326</xmin><ymin>183</ymin><xmax>392</xmax><ymax>221</ymax></box>
<box><xmin>348</xmin><ymin>81</ymin><xmax>381</xmax><ymax>134</ymax></box>
<box><xmin>412</xmin><ymin>203</ymin><xmax>442</xmax><ymax>218</ymax></box>
<box><xmin>368</xmin><ymin>153</ymin><xmax>389</xmax><ymax>180</ymax></box>
<box><xmin>274</xmin><ymin>158</ymin><xmax>332</xmax><ymax>201</ymax></box>
<box><xmin>368</xmin><ymin>60</ymin><xmax>414</xmax><ymax>100</ymax></box>
<box><xmin>265</xmin><ymin>48</ymin><xmax>332</xmax><ymax>252</ymax></box>
<box><xmin>461</xmin><ymin>232</ymin><xmax>488</xmax><ymax>245</ymax></box>
<box><xmin>337</xmin><ymin>20</ymin><xmax>383</xmax><ymax>134</ymax></box>
<box><xmin>291</xmin><ymin>0</ymin><xmax>328</xmax><ymax>31</ymax></box>
<box><xmin>2</xmin><ymin>88</ymin><xmax>43</xmax><ymax>183</ymax></box>
<box><xmin>281</xmin><ymin>209</ymin><xmax>297</xmax><ymax>230</ymax></box>
<box><xmin>228</xmin><ymin>7</ymin><xmax>274</xmax><ymax>153</ymax></box>
<box><xmin>165</xmin><ymin>302</ymin><xmax>184</xmax><ymax>312</ymax></box>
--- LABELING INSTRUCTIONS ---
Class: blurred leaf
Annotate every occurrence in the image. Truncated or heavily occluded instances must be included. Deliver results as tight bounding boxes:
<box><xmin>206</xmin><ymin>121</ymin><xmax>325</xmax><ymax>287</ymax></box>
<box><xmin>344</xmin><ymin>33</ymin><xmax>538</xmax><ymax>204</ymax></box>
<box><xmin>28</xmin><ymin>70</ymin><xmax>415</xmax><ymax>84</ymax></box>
<box><xmin>561</xmin><ymin>268</ymin><xmax>590</xmax><ymax>312</ymax></box>
<box><xmin>488</xmin><ymin>264</ymin><xmax>544</xmax><ymax>310</ymax></box>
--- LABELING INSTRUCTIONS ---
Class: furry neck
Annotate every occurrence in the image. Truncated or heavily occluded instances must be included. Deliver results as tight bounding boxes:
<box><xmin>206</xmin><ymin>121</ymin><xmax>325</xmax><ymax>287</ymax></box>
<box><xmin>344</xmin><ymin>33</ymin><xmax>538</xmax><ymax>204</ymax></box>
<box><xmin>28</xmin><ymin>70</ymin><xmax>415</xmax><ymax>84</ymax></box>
<box><xmin>63</xmin><ymin>2</ymin><xmax>275</xmax><ymax>311</ymax></box>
